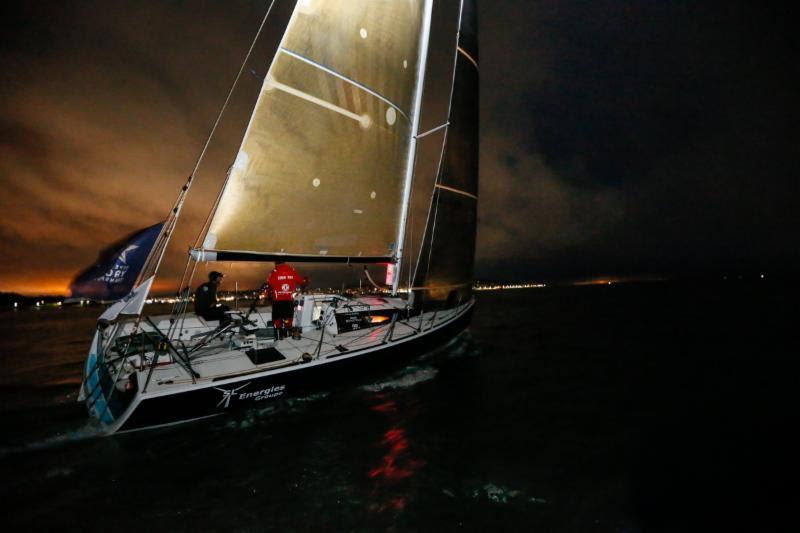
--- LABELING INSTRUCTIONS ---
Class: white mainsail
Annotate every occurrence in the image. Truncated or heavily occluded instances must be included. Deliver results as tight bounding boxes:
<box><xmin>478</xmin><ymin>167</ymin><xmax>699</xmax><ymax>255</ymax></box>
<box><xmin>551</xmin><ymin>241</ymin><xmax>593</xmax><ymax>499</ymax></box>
<box><xmin>203</xmin><ymin>0</ymin><xmax>433</xmax><ymax>261</ymax></box>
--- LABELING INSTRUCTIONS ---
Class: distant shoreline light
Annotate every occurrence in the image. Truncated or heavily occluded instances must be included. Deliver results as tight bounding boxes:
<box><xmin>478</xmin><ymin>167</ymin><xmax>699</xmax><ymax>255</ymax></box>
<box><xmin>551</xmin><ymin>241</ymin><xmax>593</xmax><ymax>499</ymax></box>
<box><xmin>4</xmin><ymin>274</ymin><xmax>769</xmax><ymax>308</ymax></box>
<box><xmin>474</xmin><ymin>283</ymin><xmax>547</xmax><ymax>291</ymax></box>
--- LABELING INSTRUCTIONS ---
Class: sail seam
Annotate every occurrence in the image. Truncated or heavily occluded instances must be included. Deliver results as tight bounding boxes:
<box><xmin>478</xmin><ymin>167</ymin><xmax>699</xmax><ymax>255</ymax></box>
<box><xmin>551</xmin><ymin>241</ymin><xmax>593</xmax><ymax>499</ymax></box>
<box><xmin>457</xmin><ymin>46</ymin><xmax>479</xmax><ymax>70</ymax></box>
<box><xmin>279</xmin><ymin>47</ymin><xmax>410</xmax><ymax>122</ymax></box>
<box><xmin>435</xmin><ymin>183</ymin><xmax>478</xmax><ymax>200</ymax></box>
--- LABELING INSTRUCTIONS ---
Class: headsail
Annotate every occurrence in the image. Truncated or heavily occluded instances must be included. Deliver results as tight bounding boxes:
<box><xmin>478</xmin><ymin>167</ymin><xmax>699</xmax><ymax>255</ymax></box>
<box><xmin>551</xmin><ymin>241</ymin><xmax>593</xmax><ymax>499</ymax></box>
<box><xmin>203</xmin><ymin>0</ymin><xmax>433</xmax><ymax>263</ymax></box>
<box><xmin>412</xmin><ymin>0</ymin><xmax>479</xmax><ymax>306</ymax></box>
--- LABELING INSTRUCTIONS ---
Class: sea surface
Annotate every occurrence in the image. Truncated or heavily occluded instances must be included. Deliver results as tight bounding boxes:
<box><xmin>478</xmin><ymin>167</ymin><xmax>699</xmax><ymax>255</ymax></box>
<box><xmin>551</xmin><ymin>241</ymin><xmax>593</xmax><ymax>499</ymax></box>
<box><xmin>0</xmin><ymin>281</ymin><xmax>796</xmax><ymax>531</ymax></box>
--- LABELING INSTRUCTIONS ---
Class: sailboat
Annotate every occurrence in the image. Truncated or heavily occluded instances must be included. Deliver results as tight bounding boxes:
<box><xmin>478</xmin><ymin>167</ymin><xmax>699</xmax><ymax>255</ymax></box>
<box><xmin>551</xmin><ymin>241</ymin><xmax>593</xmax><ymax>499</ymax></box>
<box><xmin>78</xmin><ymin>0</ymin><xmax>479</xmax><ymax>433</ymax></box>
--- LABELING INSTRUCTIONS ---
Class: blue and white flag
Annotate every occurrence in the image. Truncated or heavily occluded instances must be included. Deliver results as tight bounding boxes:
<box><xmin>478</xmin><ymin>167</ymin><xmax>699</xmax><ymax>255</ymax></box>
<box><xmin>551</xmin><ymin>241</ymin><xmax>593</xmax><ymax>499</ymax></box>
<box><xmin>70</xmin><ymin>222</ymin><xmax>164</xmax><ymax>302</ymax></box>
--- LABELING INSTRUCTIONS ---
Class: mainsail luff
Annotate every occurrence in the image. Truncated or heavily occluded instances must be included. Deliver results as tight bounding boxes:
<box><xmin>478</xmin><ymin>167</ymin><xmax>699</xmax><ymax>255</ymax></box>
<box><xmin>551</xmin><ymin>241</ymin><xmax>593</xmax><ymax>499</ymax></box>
<box><xmin>204</xmin><ymin>0</ymin><xmax>433</xmax><ymax>262</ymax></box>
<box><xmin>392</xmin><ymin>0</ymin><xmax>435</xmax><ymax>295</ymax></box>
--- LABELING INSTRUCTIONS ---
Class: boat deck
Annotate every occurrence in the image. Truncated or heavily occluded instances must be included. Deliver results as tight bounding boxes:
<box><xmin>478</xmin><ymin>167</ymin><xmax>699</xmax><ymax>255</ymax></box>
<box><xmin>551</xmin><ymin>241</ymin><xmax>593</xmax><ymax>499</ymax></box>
<box><xmin>124</xmin><ymin>300</ymin><xmax>469</xmax><ymax>394</ymax></box>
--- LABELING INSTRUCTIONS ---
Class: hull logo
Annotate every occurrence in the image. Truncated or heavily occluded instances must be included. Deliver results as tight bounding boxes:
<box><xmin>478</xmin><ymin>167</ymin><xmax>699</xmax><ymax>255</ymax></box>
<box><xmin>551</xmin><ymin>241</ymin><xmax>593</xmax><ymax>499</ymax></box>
<box><xmin>214</xmin><ymin>382</ymin><xmax>251</xmax><ymax>408</ymax></box>
<box><xmin>214</xmin><ymin>382</ymin><xmax>286</xmax><ymax>408</ymax></box>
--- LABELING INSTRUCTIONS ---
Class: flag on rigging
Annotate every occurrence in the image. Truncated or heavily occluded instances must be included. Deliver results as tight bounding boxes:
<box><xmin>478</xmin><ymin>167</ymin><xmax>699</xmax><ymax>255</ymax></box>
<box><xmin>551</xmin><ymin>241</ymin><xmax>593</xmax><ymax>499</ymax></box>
<box><xmin>69</xmin><ymin>222</ymin><xmax>164</xmax><ymax>301</ymax></box>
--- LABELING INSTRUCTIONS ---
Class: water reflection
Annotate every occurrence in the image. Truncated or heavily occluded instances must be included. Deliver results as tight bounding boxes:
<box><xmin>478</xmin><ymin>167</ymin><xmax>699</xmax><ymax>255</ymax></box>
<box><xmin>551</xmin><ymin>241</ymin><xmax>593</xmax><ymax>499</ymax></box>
<box><xmin>366</xmin><ymin>393</ymin><xmax>425</xmax><ymax>514</ymax></box>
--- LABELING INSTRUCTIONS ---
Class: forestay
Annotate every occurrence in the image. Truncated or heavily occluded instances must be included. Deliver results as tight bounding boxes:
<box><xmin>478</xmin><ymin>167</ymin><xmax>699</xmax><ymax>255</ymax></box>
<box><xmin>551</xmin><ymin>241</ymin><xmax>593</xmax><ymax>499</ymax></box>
<box><xmin>204</xmin><ymin>0</ymin><xmax>430</xmax><ymax>261</ymax></box>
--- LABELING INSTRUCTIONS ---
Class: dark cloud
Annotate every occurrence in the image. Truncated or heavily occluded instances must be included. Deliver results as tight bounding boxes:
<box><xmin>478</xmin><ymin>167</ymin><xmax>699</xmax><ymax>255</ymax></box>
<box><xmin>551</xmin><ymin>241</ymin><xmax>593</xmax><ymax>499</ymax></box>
<box><xmin>477</xmin><ymin>0</ymin><xmax>798</xmax><ymax>280</ymax></box>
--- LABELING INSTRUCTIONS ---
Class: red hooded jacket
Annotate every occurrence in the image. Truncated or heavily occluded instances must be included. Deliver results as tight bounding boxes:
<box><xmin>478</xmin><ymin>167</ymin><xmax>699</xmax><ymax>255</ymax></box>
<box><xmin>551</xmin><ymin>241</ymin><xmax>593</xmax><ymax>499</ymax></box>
<box><xmin>266</xmin><ymin>263</ymin><xmax>303</xmax><ymax>302</ymax></box>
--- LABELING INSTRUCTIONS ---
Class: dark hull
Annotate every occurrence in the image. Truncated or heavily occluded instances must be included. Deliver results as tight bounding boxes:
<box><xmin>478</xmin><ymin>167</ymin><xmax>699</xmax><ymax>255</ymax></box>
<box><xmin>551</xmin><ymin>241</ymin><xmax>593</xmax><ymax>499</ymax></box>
<box><xmin>119</xmin><ymin>306</ymin><xmax>472</xmax><ymax>432</ymax></box>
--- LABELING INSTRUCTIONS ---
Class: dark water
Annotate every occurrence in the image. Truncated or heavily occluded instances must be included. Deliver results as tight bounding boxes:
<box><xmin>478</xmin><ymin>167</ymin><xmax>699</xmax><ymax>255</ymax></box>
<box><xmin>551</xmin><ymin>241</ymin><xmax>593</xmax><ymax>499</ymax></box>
<box><xmin>1</xmin><ymin>282</ymin><xmax>796</xmax><ymax>531</ymax></box>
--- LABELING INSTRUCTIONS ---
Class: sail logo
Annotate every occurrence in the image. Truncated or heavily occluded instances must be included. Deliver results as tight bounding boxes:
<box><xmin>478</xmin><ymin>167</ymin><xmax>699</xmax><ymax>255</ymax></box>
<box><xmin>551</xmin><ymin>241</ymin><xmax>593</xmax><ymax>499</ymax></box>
<box><xmin>214</xmin><ymin>382</ymin><xmax>286</xmax><ymax>408</ymax></box>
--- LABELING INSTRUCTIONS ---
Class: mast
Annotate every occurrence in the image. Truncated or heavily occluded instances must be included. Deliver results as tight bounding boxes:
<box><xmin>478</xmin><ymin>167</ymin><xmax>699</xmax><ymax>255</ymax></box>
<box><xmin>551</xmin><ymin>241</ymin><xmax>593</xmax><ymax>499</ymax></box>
<box><xmin>393</xmin><ymin>0</ymin><xmax>435</xmax><ymax>296</ymax></box>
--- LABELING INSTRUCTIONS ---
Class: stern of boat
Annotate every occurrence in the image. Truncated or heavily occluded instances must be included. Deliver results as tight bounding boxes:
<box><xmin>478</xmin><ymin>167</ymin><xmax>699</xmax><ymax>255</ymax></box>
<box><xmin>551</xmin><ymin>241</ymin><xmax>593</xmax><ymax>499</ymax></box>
<box><xmin>79</xmin><ymin>328</ymin><xmax>137</xmax><ymax>430</ymax></box>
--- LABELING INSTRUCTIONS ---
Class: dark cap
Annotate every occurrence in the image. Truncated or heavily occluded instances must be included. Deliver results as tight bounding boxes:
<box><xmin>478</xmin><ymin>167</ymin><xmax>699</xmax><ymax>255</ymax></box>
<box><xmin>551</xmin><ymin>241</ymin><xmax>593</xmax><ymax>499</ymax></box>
<box><xmin>209</xmin><ymin>271</ymin><xmax>224</xmax><ymax>281</ymax></box>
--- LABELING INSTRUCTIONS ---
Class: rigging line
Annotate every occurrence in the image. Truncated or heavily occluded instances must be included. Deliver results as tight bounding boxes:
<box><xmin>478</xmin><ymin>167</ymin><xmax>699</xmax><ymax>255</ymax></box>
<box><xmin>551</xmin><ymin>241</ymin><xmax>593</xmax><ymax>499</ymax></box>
<box><xmin>168</xmin><ymin>253</ymin><xmax>198</xmax><ymax>338</ymax></box>
<box><xmin>410</xmin><ymin>0</ymin><xmax>466</xmax><ymax>291</ymax></box>
<box><xmin>168</xmin><ymin>256</ymin><xmax>195</xmax><ymax>336</ymax></box>
<box><xmin>457</xmin><ymin>46</ymin><xmax>479</xmax><ymax>71</ymax></box>
<box><xmin>174</xmin><ymin>257</ymin><xmax>200</xmax><ymax>340</ymax></box>
<box><xmin>407</xmin><ymin>177</ymin><xmax>414</xmax><ymax>292</ymax></box>
<box><xmin>435</xmin><ymin>183</ymin><xmax>478</xmax><ymax>200</ymax></box>
<box><xmin>363</xmin><ymin>266</ymin><xmax>385</xmax><ymax>290</ymax></box>
<box><xmin>191</xmin><ymin>165</ymin><xmax>232</xmax><ymax>250</ymax></box>
<box><xmin>401</xmin><ymin>129</ymin><xmax>421</xmax><ymax>294</ymax></box>
<box><xmin>137</xmin><ymin>181</ymin><xmax>187</xmax><ymax>287</ymax></box>
<box><xmin>422</xmin><ymin>173</ymin><xmax>444</xmax><ymax>289</ymax></box>
<box><xmin>447</xmin><ymin>1</ymin><xmax>468</xmax><ymax>127</ymax></box>
<box><xmin>150</xmin><ymin>174</ymin><xmax>195</xmax><ymax>278</ymax></box>
<box><xmin>336</xmin><ymin>321</ymin><xmax>395</xmax><ymax>348</ymax></box>
<box><xmin>382</xmin><ymin>313</ymin><xmax>398</xmax><ymax>344</ymax></box>
<box><xmin>279</xmin><ymin>48</ymin><xmax>410</xmax><ymax>122</ymax></box>
<box><xmin>198</xmin><ymin>2</ymin><xmax>306</xmax><ymax>257</ymax></box>
<box><xmin>395</xmin><ymin>317</ymin><xmax>422</xmax><ymax>333</ymax></box>
<box><xmin>298</xmin><ymin>334</ymin><xmax>340</xmax><ymax>352</ymax></box>
<box><xmin>266</xmin><ymin>78</ymin><xmax>370</xmax><ymax>126</ymax></box>
<box><xmin>314</xmin><ymin>332</ymin><xmax>379</xmax><ymax>357</ymax></box>
<box><xmin>409</xmin><ymin>133</ymin><xmax>446</xmax><ymax>291</ymax></box>
<box><xmin>188</xmin><ymin>0</ymin><xmax>278</xmax><ymax>181</ymax></box>
<box><xmin>333</xmin><ymin>326</ymin><xmax>386</xmax><ymax>349</ymax></box>
<box><xmin>142</xmin><ymin>0</ymin><xmax>277</xmax><ymax>328</ymax></box>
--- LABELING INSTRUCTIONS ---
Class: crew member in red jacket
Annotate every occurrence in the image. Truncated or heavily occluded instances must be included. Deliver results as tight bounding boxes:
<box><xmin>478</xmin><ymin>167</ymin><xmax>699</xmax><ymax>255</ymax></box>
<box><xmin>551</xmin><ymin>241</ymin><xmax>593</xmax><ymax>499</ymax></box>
<box><xmin>263</xmin><ymin>262</ymin><xmax>307</xmax><ymax>337</ymax></box>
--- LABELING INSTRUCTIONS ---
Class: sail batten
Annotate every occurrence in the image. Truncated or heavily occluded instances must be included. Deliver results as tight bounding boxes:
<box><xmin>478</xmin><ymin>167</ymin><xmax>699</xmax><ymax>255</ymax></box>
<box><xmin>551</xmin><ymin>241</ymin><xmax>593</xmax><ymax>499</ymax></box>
<box><xmin>435</xmin><ymin>183</ymin><xmax>478</xmax><ymax>200</ymax></box>
<box><xmin>265</xmin><ymin>77</ymin><xmax>371</xmax><ymax>126</ymax></box>
<box><xmin>456</xmin><ymin>46</ymin><xmax>479</xmax><ymax>71</ymax></box>
<box><xmin>279</xmin><ymin>48</ymin><xmax>411</xmax><ymax>121</ymax></box>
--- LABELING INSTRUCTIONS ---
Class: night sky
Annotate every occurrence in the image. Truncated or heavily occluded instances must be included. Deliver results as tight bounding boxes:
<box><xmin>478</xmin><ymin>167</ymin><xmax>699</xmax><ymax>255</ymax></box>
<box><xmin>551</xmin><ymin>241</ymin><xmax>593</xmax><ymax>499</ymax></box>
<box><xmin>1</xmin><ymin>0</ymin><xmax>797</xmax><ymax>295</ymax></box>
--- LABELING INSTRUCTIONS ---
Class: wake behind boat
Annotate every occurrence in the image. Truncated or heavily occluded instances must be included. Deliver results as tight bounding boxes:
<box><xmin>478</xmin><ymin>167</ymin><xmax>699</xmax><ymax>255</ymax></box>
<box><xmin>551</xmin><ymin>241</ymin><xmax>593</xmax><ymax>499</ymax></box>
<box><xmin>77</xmin><ymin>0</ymin><xmax>479</xmax><ymax>434</ymax></box>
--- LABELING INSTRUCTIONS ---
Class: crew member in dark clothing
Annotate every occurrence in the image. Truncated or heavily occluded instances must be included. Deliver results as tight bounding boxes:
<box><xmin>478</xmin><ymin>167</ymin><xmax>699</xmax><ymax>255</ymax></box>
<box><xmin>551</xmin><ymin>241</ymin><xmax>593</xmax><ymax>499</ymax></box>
<box><xmin>195</xmin><ymin>271</ymin><xmax>230</xmax><ymax>323</ymax></box>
